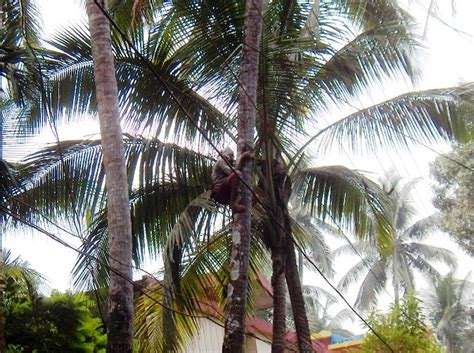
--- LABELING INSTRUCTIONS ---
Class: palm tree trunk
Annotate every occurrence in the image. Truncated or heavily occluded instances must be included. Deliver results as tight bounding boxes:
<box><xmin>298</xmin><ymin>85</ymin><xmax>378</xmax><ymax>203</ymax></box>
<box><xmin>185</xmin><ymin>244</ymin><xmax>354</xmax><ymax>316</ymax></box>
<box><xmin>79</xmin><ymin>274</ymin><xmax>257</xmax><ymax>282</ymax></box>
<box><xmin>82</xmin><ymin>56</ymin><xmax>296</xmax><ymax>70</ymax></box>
<box><xmin>286</xmin><ymin>239</ymin><xmax>313</xmax><ymax>352</ymax></box>
<box><xmin>162</xmin><ymin>246</ymin><xmax>182</xmax><ymax>352</ymax></box>
<box><xmin>222</xmin><ymin>0</ymin><xmax>263</xmax><ymax>351</ymax></box>
<box><xmin>271</xmin><ymin>245</ymin><xmax>287</xmax><ymax>353</ymax></box>
<box><xmin>86</xmin><ymin>1</ymin><xmax>133</xmax><ymax>352</ymax></box>
<box><xmin>393</xmin><ymin>249</ymin><xmax>399</xmax><ymax>305</ymax></box>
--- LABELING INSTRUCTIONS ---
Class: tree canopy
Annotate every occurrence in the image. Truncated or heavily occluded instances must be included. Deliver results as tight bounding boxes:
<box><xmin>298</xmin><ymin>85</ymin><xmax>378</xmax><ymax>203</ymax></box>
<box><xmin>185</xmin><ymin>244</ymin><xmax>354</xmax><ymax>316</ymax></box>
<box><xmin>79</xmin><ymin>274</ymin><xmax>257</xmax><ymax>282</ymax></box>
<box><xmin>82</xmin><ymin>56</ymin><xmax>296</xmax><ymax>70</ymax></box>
<box><xmin>2</xmin><ymin>250</ymin><xmax>106</xmax><ymax>353</ymax></box>
<box><xmin>431</xmin><ymin>141</ymin><xmax>474</xmax><ymax>256</ymax></box>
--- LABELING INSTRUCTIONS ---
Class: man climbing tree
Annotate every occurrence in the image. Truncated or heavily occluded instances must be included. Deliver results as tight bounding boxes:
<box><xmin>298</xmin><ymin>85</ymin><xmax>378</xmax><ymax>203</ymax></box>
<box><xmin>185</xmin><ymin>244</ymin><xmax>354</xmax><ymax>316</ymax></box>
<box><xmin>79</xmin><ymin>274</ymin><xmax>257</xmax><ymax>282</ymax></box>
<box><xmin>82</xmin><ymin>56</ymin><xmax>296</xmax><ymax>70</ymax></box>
<box><xmin>211</xmin><ymin>147</ymin><xmax>253</xmax><ymax>212</ymax></box>
<box><xmin>222</xmin><ymin>0</ymin><xmax>264</xmax><ymax>351</ymax></box>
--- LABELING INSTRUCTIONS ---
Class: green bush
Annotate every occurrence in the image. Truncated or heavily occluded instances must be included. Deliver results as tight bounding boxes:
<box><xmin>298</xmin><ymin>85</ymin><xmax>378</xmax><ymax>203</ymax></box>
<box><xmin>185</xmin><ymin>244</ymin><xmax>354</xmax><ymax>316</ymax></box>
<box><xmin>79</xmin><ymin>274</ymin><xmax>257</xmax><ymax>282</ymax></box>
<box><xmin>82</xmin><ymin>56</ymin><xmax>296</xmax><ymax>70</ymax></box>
<box><xmin>359</xmin><ymin>294</ymin><xmax>444</xmax><ymax>353</ymax></box>
<box><xmin>5</xmin><ymin>291</ymin><xmax>106</xmax><ymax>353</ymax></box>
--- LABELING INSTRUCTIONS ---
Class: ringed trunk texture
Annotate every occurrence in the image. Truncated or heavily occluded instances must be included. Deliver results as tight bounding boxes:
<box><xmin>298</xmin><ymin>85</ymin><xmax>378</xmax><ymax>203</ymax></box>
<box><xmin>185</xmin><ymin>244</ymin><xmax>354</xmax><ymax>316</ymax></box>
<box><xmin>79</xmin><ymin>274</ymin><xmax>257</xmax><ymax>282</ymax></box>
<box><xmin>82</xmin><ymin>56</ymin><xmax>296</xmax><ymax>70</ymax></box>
<box><xmin>86</xmin><ymin>1</ymin><xmax>134</xmax><ymax>352</ymax></box>
<box><xmin>222</xmin><ymin>0</ymin><xmax>263</xmax><ymax>351</ymax></box>
<box><xmin>286</xmin><ymin>240</ymin><xmax>313</xmax><ymax>352</ymax></box>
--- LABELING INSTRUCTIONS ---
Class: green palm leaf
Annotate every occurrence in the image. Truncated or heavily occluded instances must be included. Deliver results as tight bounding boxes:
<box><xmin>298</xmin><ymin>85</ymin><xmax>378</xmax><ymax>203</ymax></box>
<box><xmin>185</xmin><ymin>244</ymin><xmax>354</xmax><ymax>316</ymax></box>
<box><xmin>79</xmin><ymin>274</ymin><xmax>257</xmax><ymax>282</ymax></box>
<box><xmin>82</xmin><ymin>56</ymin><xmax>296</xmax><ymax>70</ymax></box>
<box><xmin>15</xmin><ymin>136</ymin><xmax>214</xmax><ymax>224</ymax></box>
<box><xmin>312</xmin><ymin>85</ymin><xmax>474</xmax><ymax>155</ymax></box>
<box><xmin>39</xmin><ymin>22</ymin><xmax>236</xmax><ymax>144</ymax></box>
<box><xmin>292</xmin><ymin>165</ymin><xmax>393</xmax><ymax>250</ymax></box>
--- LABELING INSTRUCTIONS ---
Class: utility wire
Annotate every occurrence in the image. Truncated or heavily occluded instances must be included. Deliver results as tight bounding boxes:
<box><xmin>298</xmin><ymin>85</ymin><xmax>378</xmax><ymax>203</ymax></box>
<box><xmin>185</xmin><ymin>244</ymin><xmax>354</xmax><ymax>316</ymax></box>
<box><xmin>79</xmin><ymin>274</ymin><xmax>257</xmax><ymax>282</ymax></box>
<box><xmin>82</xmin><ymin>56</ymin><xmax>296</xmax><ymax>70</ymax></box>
<box><xmin>16</xmin><ymin>2</ymin><xmax>433</xmax><ymax>350</ymax></box>
<box><xmin>88</xmin><ymin>2</ymin><xmax>397</xmax><ymax>351</ymax></box>
<box><xmin>9</xmin><ymin>2</ymin><xmax>371</xmax><ymax>352</ymax></box>
<box><xmin>19</xmin><ymin>1</ymin><xmax>85</xmax><ymax>239</ymax></box>
<box><xmin>0</xmin><ymin>203</ymin><xmax>293</xmax><ymax>350</ymax></box>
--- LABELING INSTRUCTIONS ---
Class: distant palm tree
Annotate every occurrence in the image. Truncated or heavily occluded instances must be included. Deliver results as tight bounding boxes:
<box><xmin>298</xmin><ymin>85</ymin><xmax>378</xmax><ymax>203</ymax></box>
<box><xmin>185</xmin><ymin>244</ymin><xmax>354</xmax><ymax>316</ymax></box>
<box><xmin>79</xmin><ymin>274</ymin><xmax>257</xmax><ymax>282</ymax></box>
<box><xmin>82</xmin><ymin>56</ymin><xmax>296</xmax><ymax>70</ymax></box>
<box><xmin>423</xmin><ymin>272</ymin><xmax>473</xmax><ymax>353</ymax></box>
<box><xmin>1</xmin><ymin>249</ymin><xmax>43</xmax><ymax>299</ymax></box>
<box><xmin>337</xmin><ymin>175</ymin><xmax>458</xmax><ymax>310</ymax></box>
<box><xmin>287</xmin><ymin>285</ymin><xmax>355</xmax><ymax>337</ymax></box>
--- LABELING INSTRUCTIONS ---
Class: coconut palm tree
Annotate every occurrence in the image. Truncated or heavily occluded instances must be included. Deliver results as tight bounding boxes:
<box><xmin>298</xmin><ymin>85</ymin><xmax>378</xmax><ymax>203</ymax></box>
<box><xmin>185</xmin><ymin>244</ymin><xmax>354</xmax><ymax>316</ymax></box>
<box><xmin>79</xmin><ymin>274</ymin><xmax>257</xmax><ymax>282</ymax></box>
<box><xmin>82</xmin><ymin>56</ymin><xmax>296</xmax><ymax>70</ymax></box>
<box><xmin>8</xmin><ymin>0</ymin><xmax>474</xmax><ymax>351</ymax></box>
<box><xmin>86</xmin><ymin>0</ymin><xmax>134</xmax><ymax>351</ymax></box>
<box><xmin>222</xmin><ymin>0</ymin><xmax>263</xmax><ymax>351</ymax></box>
<box><xmin>336</xmin><ymin>175</ymin><xmax>458</xmax><ymax>310</ymax></box>
<box><xmin>423</xmin><ymin>272</ymin><xmax>473</xmax><ymax>353</ymax></box>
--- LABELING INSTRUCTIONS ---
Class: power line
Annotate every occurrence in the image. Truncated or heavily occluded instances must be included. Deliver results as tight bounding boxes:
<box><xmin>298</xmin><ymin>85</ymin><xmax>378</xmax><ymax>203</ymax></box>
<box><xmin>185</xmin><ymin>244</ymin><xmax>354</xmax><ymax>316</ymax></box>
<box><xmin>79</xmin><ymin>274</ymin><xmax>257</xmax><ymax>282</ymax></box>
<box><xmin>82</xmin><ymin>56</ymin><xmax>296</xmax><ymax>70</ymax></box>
<box><xmin>81</xmin><ymin>3</ymin><xmax>396</xmax><ymax>351</ymax></box>
<box><xmin>1</xmin><ymin>203</ymin><xmax>293</xmax><ymax>350</ymax></box>
<box><xmin>12</xmin><ymin>4</ymin><xmax>430</xmax><ymax>350</ymax></box>
<box><xmin>6</xmin><ymin>2</ymin><xmax>401</xmax><ymax>352</ymax></box>
<box><xmin>19</xmin><ymin>0</ymin><xmax>85</xmax><ymax>239</ymax></box>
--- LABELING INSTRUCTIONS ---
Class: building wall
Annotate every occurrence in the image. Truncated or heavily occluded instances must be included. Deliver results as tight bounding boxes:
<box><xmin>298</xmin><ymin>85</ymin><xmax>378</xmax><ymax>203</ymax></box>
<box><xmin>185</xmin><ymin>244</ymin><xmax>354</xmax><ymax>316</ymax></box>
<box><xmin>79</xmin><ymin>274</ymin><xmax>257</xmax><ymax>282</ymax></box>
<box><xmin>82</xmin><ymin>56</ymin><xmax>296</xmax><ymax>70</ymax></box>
<box><xmin>181</xmin><ymin>319</ymin><xmax>223</xmax><ymax>353</ymax></box>
<box><xmin>180</xmin><ymin>318</ymin><xmax>271</xmax><ymax>353</ymax></box>
<box><xmin>255</xmin><ymin>339</ymin><xmax>272</xmax><ymax>353</ymax></box>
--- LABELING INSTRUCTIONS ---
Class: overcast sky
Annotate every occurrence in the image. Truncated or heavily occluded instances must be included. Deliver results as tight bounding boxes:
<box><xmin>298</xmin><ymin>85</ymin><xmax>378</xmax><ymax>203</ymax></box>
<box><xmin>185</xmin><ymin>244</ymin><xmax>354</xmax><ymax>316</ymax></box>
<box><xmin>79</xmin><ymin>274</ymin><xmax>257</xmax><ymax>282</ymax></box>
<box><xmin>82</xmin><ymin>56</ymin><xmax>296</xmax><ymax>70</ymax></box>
<box><xmin>5</xmin><ymin>0</ymin><xmax>474</xmax><ymax>304</ymax></box>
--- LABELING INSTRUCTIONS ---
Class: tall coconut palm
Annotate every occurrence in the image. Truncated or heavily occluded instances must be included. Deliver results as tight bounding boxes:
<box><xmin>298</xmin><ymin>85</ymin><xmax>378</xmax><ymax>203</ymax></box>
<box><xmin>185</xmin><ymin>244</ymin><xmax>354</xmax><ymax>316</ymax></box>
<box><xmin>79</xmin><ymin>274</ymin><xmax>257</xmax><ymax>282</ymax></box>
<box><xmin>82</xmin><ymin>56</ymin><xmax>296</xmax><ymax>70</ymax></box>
<box><xmin>8</xmin><ymin>0</ymin><xmax>474</xmax><ymax>351</ymax></box>
<box><xmin>86</xmin><ymin>0</ymin><xmax>133</xmax><ymax>351</ymax></box>
<box><xmin>222</xmin><ymin>0</ymin><xmax>263</xmax><ymax>351</ymax></box>
<box><xmin>336</xmin><ymin>175</ymin><xmax>458</xmax><ymax>310</ymax></box>
<box><xmin>423</xmin><ymin>272</ymin><xmax>473</xmax><ymax>353</ymax></box>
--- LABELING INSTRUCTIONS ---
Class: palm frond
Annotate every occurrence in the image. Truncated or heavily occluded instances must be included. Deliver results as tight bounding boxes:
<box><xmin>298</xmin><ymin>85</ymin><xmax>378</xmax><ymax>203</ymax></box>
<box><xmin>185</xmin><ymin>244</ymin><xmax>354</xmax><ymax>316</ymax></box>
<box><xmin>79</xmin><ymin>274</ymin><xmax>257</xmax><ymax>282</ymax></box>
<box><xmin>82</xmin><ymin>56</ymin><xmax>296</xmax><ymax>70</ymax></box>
<box><xmin>134</xmin><ymin>281</ymin><xmax>200</xmax><ymax>353</ymax></box>
<box><xmin>71</xmin><ymin>209</ymin><xmax>110</xmax><ymax>292</ymax></box>
<box><xmin>292</xmin><ymin>165</ymin><xmax>393</xmax><ymax>250</ymax></box>
<box><xmin>135</xmin><ymin>229</ymin><xmax>271</xmax><ymax>352</ymax></box>
<box><xmin>401</xmin><ymin>215</ymin><xmax>439</xmax><ymax>241</ymax></box>
<box><xmin>336</xmin><ymin>256</ymin><xmax>374</xmax><ymax>292</ymax></box>
<box><xmin>42</xmin><ymin>22</ymin><xmax>235</xmax><ymax>144</ymax></box>
<box><xmin>0</xmin><ymin>159</ymin><xmax>18</xmax><ymax>204</ymax></box>
<box><xmin>354</xmin><ymin>258</ymin><xmax>388</xmax><ymax>310</ymax></box>
<box><xmin>14</xmin><ymin>136</ymin><xmax>213</xmax><ymax>224</ymax></box>
<box><xmin>159</xmin><ymin>191</ymin><xmax>216</xmax><ymax>302</ymax></box>
<box><xmin>405</xmin><ymin>242</ymin><xmax>457</xmax><ymax>270</ymax></box>
<box><xmin>333</xmin><ymin>0</ymin><xmax>413</xmax><ymax>31</ymax></box>
<box><xmin>314</xmin><ymin>18</ymin><xmax>418</xmax><ymax>105</ymax></box>
<box><xmin>3</xmin><ymin>0</ymin><xmax>42</xmax><ymax>47</ymax></box>
<box><xmin>313</xmin><ymin>85</ymin><xmax>474</xmax><ymax>155</ymax></box>
<box><xmin>292</xmin><ymin>216</ymin><xmax>334</xmax><ymax>276</ymax></box>
<box><xmin>333</xmin><ymin>241</ymin><xmax>374</xmax><ymax>257</ymax></box>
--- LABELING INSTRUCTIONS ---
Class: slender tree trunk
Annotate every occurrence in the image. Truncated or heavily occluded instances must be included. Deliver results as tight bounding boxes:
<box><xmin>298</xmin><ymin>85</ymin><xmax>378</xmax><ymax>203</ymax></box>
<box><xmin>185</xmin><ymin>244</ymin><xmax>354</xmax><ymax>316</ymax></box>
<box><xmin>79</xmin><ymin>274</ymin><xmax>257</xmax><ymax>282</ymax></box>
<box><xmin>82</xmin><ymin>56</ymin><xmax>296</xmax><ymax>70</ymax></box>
<box><xmin>222</xmin><ymin>0</ymin><xmax>263</xmax><ymax>351</ymax></box>
<box><xmin>86</xmin><ymin>1</ymin><xmax>133</xmax><ymax>352</ymax></box>
<box><xmin>271</xmin><ymin>245</ymin><xmax>287</xmax><ymax>353</ymax></box>
<box><xmin>162</xmin><ymin>246</ymin><xmax>182</xmax><ymax>352</ymax></box>
<box><xmin>393</xmin><ymin>247</ymin><xmax>399</xmax><ymax>305</ymax></box>
<box><xmin>286</xmin><ymin>239</ymin><xmax>313</xmax><ymax>352</ymax></box>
